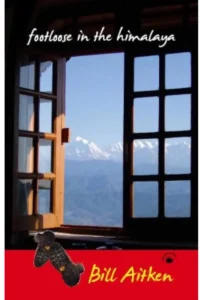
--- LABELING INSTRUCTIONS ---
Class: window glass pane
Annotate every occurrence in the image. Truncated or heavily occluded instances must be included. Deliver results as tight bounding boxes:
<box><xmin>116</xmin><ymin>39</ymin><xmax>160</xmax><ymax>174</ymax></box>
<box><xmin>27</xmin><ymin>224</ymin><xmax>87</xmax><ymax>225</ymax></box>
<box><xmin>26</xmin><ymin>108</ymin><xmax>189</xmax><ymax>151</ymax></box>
<box><xmin>133</xmin><ymin>139</ymin><xmax>158</xmax><ymax>175</ymax></box>
<box><xmin>134</xmin><ymin>56</ymin><xmax>159</xmax><ymax>91</ymax></box>
<box><xmin>19</xmin><ymin>94</ymin><xmax>34</xmax><ymax>131</ymax></box>
<box><xmin>17</xmin><ymin>179</ymin><xmax>33</xmax><ymax>216</ymax></box>
<box><xmin>40</xmin><ymin>61</ymin><xmax>53</xmax><ymax>93</ymax></box>
<box><xmin>39</xmin><ymin>139</ymin><xmax>52</xmax><ymax>173</ymax></box>
<box><xmin>18</xmin><ymin>137</ymin><xmax>34</xmax><ymax>173</ymax></box>
<box><xmin>165</xmin><ymin>180</ymin><xmax>191</xmax><ymax>217</ymax></box>
<box><xmin>39</xmin><ymin>99</ymin><xmax>52</xmax><ymax>133</ymax></box>
<box><xmin>133</xmin><ymin>181</ymin><xmax>158</xmax><ymax>217</ymax></box>
<box><xmin>20</xmin><ymin>59</ymin><xmax>35</xmax><ymax>90</ymax></box>
<box><xmin>165</xmin><ymin>94</ymin><xmax>191</xmax><ymax>131</ymax></box>
<box><xmin>38</xmin><ymin>180</ymin><xmax>51</xmax><ymax>214</ymax></box>
<box><xmin>165</xmin><ymin>137</ymin><xmax>191</xmax><ymax>174</ymax></box>
<box><xmin>165</xmin><ymin>52</ymin><xmax>191</xmax><ymax>89</ymax></box>
<box><xmin>134</xmin><ymin>97</ymin><xmax>159</xmax><ymax>133</ymax></box>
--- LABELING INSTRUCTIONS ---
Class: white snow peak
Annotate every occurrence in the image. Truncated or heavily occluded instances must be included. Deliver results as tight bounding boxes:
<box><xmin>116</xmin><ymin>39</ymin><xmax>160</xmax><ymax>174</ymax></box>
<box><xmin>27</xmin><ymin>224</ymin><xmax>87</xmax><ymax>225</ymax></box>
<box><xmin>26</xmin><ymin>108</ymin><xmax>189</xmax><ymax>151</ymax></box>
<box><xmin>62</xmin><ymin>136</ymin><xmax>191</xmax><ymax>163</ymax></box>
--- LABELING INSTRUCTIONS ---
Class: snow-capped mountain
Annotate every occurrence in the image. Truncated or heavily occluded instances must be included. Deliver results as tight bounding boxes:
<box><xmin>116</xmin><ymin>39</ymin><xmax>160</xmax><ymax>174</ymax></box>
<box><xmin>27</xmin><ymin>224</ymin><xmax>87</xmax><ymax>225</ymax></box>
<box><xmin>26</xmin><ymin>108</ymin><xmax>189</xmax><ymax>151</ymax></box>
<box><xmin>66</xmin><ymin>136</ymin><xmax>110</xmax><ymax>160</ymax></box>
<box><xmin>39</xmin><ymin>135</ymin><xmax>191</xmax><ymax>172</ymax></box>
<box><xmin>64</xmin><ymin>136</ymin><xmax>190</xmax><ymax>165</ymax></box>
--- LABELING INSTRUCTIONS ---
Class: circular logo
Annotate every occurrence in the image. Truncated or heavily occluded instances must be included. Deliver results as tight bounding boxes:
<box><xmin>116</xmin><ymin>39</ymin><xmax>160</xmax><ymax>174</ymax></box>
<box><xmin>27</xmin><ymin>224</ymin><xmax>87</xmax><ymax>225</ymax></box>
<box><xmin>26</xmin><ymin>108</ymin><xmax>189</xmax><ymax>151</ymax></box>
<box><xmin>162</xmin><ymin>252</ymin><xmax>176</xmax><ymax>264</ymax></box>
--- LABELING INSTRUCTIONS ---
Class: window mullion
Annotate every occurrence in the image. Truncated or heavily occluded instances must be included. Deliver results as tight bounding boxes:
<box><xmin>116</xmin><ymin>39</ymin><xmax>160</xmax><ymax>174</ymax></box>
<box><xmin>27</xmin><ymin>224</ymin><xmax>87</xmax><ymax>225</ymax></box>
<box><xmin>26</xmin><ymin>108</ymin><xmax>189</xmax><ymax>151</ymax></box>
<box><xmin>123</xmin><ymin>51</ymin><xmax>133</xmax><ymax>228</ymax></box>
<box><xmin>33</xmin><ymin>59</ymin><xmax>40</xmax><ymax>215</ymax></box>
<box><xmin>158</xmin><ymin>53</ymin><xmax>165</xmax><ymax>219</ymax></box>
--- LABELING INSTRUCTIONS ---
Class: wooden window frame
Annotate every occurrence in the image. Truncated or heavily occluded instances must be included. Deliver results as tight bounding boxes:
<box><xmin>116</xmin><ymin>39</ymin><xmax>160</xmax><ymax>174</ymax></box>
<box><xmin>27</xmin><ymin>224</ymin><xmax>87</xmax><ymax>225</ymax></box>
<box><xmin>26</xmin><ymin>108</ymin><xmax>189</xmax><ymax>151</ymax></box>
<box><xmin>122</xmin><ymin>45</ymin><xmax>197</xmax><ymax>243</ymax></box>
<box><xmin>13</xmin><ymin>45</ymin><xmax>197</xmax><ymax>244</ymax></box>
<box><xmin>13</xmin><ymin>57</ymin><xmax>66</xmax><ymax>231</ymax></box>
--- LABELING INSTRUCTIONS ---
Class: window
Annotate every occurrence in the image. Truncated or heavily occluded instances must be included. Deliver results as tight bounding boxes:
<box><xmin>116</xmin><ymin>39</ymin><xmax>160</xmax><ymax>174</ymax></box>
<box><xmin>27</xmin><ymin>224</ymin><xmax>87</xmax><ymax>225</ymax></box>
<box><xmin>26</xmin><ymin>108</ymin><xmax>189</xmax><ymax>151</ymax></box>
<box><xmin>123</xmin><ymin>48</ymin><xmax>197</xmax><ymax>241</ymax></box>
<box><xmin>13</xmin><ymin>47</ymin><xmax>197</xmax><ymax>242</ymax></box>
<box><xmin>13</xmin><ymin>56</ymin><xmax>66</xmax><ymax>231</ymax></box>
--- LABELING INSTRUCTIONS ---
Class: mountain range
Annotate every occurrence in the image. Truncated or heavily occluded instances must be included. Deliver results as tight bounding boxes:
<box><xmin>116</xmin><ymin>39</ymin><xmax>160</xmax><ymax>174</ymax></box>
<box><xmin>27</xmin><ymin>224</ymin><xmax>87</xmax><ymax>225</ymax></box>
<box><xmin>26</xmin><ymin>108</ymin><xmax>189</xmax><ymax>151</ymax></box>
<box><xmin>66</xmin><ymin>136</ymin><xmax>191</xmax><ymax>162</ymax></box>
<box><xmin>64</xmin><ymin>136</ymin><xmax>191</xmax><ymax>172</ymax></box>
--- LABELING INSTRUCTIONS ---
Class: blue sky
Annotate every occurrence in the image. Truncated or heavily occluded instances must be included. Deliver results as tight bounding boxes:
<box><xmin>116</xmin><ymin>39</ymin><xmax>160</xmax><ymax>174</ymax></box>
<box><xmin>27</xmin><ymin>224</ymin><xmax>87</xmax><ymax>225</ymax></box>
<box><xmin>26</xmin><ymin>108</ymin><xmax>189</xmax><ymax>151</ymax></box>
<box><xmin>41</xmin><ymin>52</ymin><xmax>191</xmax><ymax>147</ymax></box>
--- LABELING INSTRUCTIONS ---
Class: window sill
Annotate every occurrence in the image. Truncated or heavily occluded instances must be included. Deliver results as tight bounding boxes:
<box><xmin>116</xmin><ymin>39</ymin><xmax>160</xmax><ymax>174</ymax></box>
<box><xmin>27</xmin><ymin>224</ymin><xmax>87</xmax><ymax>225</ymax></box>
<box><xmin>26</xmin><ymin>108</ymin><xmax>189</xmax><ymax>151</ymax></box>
<box><xmin>29</xmin><ymin>231</ymin><xmax>197</xmax><ymax>250</ymax></box>
<box><xmin>30</xmin><ymin>231</ymin><xmax>116</xmax><ymax>242</ymax></box>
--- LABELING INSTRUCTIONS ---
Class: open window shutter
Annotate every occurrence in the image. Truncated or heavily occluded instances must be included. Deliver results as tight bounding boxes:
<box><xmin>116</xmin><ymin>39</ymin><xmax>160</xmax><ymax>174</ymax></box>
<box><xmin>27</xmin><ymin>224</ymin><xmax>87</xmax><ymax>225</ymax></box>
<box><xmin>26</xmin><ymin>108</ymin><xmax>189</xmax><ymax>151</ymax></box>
<box><xmin>13</xmin><ymin>56</ymin><xmax>66</xmax><ymax>231</ymax></box>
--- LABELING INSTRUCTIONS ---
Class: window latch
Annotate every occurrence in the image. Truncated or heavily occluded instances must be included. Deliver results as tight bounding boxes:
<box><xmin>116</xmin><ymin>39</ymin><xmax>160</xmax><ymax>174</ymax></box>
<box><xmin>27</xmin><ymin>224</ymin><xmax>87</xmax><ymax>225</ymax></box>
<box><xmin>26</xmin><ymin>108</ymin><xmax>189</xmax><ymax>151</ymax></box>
<box><xmin>62</xmin><ymin>128</ymin><xmax>70</xmax><ymax>143</ymax></box>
